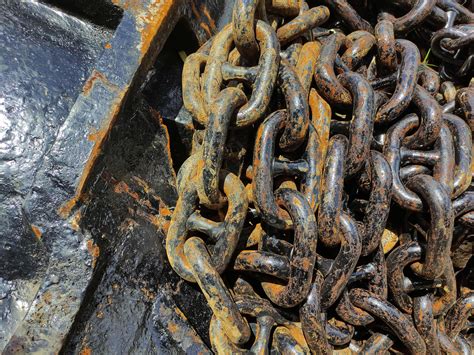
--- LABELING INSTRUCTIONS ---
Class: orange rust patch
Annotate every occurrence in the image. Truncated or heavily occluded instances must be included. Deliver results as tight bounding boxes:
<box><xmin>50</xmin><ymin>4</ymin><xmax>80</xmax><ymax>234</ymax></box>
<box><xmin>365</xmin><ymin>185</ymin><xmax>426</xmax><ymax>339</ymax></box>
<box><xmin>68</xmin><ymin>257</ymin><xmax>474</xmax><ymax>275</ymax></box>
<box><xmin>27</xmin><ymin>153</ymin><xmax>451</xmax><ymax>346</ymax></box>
<box><xmin>151</xmin><ymin>110</ymin><xmax>177</xmax><ymax>182</ymax></box>
<box><xmin>279</xmin><ymin>180</ymin><xmax>297</xmax><ymax>190</ymax></box>
<box><xmin>190</xmin><ymin>0</ymin><xmax>200</xmax><ymax>19</ymax></box>
<box><xmin>58</xmin><ymin>198</ymin><xmax>79</xmax><ymax>219</ymax></box>
<box><xmin>247</xmin><ymin>224</ymin><xmax>263</xmax><ymax>247</ymax></box>
<box><xmin>159</xmin><ymin>206</ymin><xmax>172</xmax><ymax>217</ymax></box>
<box><xmin>87</xmin><ymin>126</ymin><xmax>102</xmax><ymax>142</ymax></box>
<box><xmin>104</xmin><ymin>42</ymin><xmax>112</xmax><ymax>49</ymax></box>
<box><xmin>199</xmin><ymin>23</ymin><xmax>212</xmax><ymax>38</ymax></box>
<box><xmin>111</xmin><ymin>0</ymin><xmax>142</xmax><ymax>12</ymax></box>
<box><xmin>140</xmin><ymin>287</ymin><xmax>156</xmax><ymax>301</ymax></box>
<box><xmin>136</xmin><ymin>208</ymin><xmax>172</xmax><ymax>234</ymax></box>
<box><xmin>113</xmin><ymin>180</ymin><xmax>174</xmax><ymax>227</ymax></box>
<box><xmin>201</xmin><ymin>5</ymin><xmax>216</xmax><ymax>32</ymax></box>
<box><xmin>381</xmin><ymin>229</ymin><xmax>398</xmax><ymax>254</ymax></box>
<box><xmin>284</xmin><ymin>323</ymin><xmax>307</xmax><ymax>348</ymax></box>
<box><xmin>460</xmin><ymin>286</ymin><xmax>473</xmax><ymax>296</ymax></box>
<box><xmin>31</xmin><ymin>225</ymin><xmax>42</xmax><ymax>240</ymax></box>
<box><xmin>333</xmin><ymin>347</ymin><xmax>353</xmax><ymax>355</ymax></box>
<box><xmin>245</xmin><ymin>183</ymin><xmax>254</xmax><ymax>204</ymax></box>
<box><xmin>43</xmin><ymin>291</ymin><xmax>52</xmax><ymax>304</ymax></box>
<box><xmin>71</xmin><ymin>210</ymin><xmax>82</xmax><ymax>231</ymax></box>
<box><xmin>134</xmin><ymin>0</ymin><xmax>176</xmax><ymax>57</ymax></box>
<box><xmin>82</xmin><ymin>70</ymin><xmax>108</xmax><ymax>96</ymax></box>
<box><xmin>471</xmin><ymin>145</ymin><xmax>474</xmax><ymax>175</ymax></box>
<box><xmin>167</xmin><ymin>320</ymin><xmax>179</xmax><ymax>334</ymax></box>
<box><xmin>58</xmin><ymin>92</ymin><xmax>125</xmax><ymax>218</ymax></box>
<box><xmin>80</xmin><ymin>347</ymin><xmax>92</xmax><ymax>355</ymax></box>
<box><xmin>114</xmin><ymin>181</ymin><xmax>141</xmax><ymax>201</ymax></box>
<box><xmin>86</xmin><ymin>240</ymin><xmax>100</xmax><ymax>268</ymax></box>
<box><xmin>132</xmin><ymin>176</ymin><xmax>152</xmax><ymax>194</ymax></box>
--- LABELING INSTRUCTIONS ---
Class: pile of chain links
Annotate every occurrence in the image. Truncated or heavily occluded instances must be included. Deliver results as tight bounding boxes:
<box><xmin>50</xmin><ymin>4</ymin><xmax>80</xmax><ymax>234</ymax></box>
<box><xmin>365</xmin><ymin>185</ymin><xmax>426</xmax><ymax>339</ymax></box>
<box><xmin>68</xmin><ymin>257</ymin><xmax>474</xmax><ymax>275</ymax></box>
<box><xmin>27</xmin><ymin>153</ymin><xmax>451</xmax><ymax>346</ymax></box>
<box><xmin>166</xmin><ymin>0</ymin><xmax>474</xmax><ymax>353</ymax></box>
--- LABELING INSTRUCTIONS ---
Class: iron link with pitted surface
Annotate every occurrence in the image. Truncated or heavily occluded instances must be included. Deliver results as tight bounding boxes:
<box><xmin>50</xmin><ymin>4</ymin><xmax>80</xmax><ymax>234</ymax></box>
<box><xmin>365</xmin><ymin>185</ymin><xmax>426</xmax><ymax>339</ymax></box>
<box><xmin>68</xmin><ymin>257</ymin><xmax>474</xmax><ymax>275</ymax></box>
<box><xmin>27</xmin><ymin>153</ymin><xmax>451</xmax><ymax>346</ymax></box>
<box><xmin>166</xmin><ymin>0</ymin><xmax>474</xmax><ymax>353</ymax></box>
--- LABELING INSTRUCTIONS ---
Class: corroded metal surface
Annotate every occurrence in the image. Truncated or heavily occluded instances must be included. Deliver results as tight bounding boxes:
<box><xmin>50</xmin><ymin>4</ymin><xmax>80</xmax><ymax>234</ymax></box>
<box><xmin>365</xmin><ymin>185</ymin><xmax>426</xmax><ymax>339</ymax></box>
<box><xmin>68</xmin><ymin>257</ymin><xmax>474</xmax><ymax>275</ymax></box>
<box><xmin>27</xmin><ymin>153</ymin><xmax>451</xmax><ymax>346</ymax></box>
<box><xmin>164</xmin><ymin>0</ymin><xmax>474</xmax><ymax>353</ymax></box>
<box><xmin>0</xmin><ymin>0</ymin><xmax>231</xmax><ymax>353</ymax></box>
<box><xmin>0</xmin><ymin>0</ymin><xmax>114</xmax><ymax>350</ymax></box>
<box><xmin>1</xmin><ymin>0</ymin><xmax>474</xmax><ymax>353</ymax></box>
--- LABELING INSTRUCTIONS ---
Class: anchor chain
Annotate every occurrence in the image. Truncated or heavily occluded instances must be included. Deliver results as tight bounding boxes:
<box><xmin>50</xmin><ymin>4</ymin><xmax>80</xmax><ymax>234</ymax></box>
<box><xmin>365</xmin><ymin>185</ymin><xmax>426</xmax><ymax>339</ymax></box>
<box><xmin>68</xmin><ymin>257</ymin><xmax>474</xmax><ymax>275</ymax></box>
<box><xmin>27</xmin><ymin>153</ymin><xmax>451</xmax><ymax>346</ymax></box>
<box><xmin>166</xmin><ymin>0</ymin><xmax>474</xmax><ymax>353</ymax></box>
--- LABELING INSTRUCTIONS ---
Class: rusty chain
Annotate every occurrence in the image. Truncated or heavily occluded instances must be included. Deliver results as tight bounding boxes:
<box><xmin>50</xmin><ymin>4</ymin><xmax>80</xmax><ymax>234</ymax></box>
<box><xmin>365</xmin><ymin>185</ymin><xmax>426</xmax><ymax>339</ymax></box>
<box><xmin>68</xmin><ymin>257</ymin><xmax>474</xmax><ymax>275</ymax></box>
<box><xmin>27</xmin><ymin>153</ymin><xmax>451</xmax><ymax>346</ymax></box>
<box><xmin>166</xmin><ymin>0</ymin><xmax>474</xmax><ymax>353</ymax></box>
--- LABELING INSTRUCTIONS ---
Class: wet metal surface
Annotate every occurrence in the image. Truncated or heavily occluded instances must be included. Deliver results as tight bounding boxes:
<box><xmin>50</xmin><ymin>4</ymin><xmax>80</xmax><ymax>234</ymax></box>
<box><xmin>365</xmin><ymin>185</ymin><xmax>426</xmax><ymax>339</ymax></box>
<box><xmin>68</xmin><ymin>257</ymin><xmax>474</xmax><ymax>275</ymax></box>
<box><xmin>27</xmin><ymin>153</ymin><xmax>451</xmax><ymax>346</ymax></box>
<box><xmin>0</xmin><ymin>0</ymin><xmax>227</xmax><ymax>352</ymax></box>
<box><xmin>0</xmin><ymin>0</ymin><xmax>113</xmax><ymax>349</ymax></box>
<box><xmin>1</xmin><ymin>0</ymin><xmax>474</xmax><ymax>353</ymax></box>
<box><xmin>162</xmin><ymin>0</ymin><xmax>474</xmax><ymax>353</ymax></box>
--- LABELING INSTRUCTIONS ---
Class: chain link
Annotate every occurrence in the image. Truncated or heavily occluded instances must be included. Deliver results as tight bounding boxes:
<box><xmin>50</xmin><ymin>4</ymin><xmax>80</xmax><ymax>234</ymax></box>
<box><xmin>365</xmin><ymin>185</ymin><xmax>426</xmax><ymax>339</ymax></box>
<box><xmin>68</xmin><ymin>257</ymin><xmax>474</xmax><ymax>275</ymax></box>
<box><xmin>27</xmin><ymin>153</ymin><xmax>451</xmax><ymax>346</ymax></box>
<box><xmin>165</xmin><ymin>0</ymin><xmax>474</xmax><ymax>353</ymax></box>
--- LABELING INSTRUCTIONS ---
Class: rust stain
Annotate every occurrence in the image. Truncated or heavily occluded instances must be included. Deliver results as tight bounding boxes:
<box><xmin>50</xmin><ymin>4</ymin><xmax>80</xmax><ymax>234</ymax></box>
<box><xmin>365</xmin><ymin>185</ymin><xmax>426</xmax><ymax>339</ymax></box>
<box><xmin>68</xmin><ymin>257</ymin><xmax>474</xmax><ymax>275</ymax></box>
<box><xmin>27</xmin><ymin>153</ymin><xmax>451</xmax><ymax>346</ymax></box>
<box><xmin>104</xmin><ymin>42</ymin><xmax>112</xmax><ymax>49</ymax></box>
<box><xmin>134</xmin><ymin>0</ymin><xmax>176</xmax><ymax>57</ymax></box>
<box><xmin>381</xmin><ymin>228</ymin><xmax>398</xmax><ymax>254</ymax></box>
<box><xmin>245</xmin><ymin>184</ymin><xmax>255</xmax><ymax>205</ymax></box>
<box><xmin>70</xmin><ymin>210</ymin><xmax>82</xmax><ymax>231</ymax></box>
<box><xmin>199</xmin><ymin>23</ymin><xmax>212</xmax><ymax>38</ymax></box>
<box><xmin>58</xmin><ymin>92</ymin><xmax>125</xmax><ymax>219</ymax></box>
<box><xmin>111</xmin><ymin>0</ymin><xmax>142</xmax><ymax>12</ymax></box>
<box><xmin>471</xmin><ymin>143</ymin><xmax>474</xmax><ymax>175</ymax></box>
<box><xmin>190</xmin><ymin>0</ymin><xmax>200</xmax><ymax>20</ymax></box>
<box><xmin>132</xmin><ymin>176</ymin><xmax>152</xmax><ymax>194</ymax></box>
<box><xmin>58</xmin><ymin>197</ymin><xmax>79</xmax><ymax>219</ymax></box>
<box><xmin>31</xmin><ymin>225</ymin><xmax>42</xmax><ymax>240</ymax></box>
<box><xmin>333</xmin><ymin>347</ymin><xmax>353</xmax><ymax>355</ymax></box>
<box><xmin>80</xmin><ymin>347</ymin><xmax>92</xmax><ymax>355</ymax></box>
<box><xmin>159</xmin><ymin>205</ymin><xmax>172</xmax><ymax>217</ymax></box>
<box><xmin>136</xmin><ymin>208</ymin><xmax>171</xmax><ymax>234</ymax></box>
<box><xmin>201</xmin><ymin>5</ymin><xmax>216</xmax><ymax>31</ymax></box>
<box><xmin>167</xmin><ymin>320</ymin><xmax>179</xmax><ymax>334</ymax></box>
<box><xmin>279</xmin><ymin>180</ymin><xmax>297</xmax><ymax>190</ymax></box>
<box><xmin>113</xmin><ymin>179</ymin><xmax>173</xmax><ymax>221</ymax></box>
<box><xmin>155</xmin><ymin>202</ymin><xmax>173</xmax><ymax>233</ymax></box>
<box><xmin>460</xmin><ymin>286</ymin><xmax>473</xmax><ymax>296</ymax></box>
<box><xmin>87</xmin><ymin>126</ymin><xmax>104</xmax><ymax>142</ymax></box>
<box><xmin>43</xmin><ymin>291</ymin><xmax>52</xmax><ymax>304</ymax></box>
<box><xmin>82</xmin><ymin>70</ymin><xmax>117</xmax><ymax>96</ymax></box>
<box><xmin>140</xmin><ymin>287</ymin><xmax>156</xmax><ymax>301</ymax></box>
<box><xmin>86</xmin><ymin>240</ymin><xmax>100</xmax><ymax>268</ymax></box>
<box><xmin>114</xmin><ymin>181</ymin><xmax>141</xmax><ymax>201</ymax></box>
<box><xmin>58</xmin><ymin>1</ymin><xmax>177</xmax><ymax>219</ymax></box>
<box><xmin>151</xmin><ymin>110</ymin><xmax>177</xmax><ymax>182</ymax></box>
